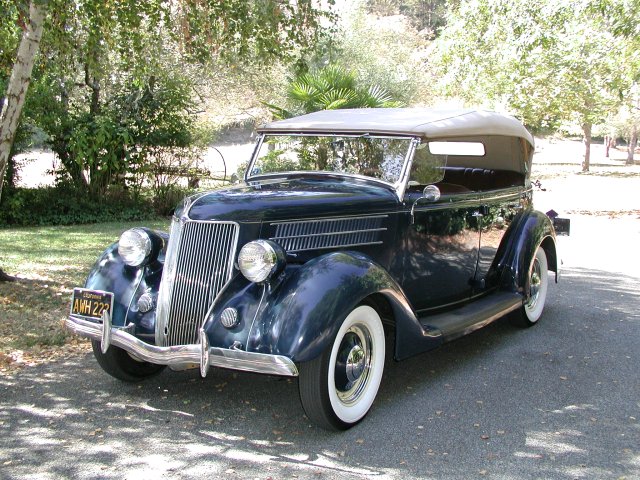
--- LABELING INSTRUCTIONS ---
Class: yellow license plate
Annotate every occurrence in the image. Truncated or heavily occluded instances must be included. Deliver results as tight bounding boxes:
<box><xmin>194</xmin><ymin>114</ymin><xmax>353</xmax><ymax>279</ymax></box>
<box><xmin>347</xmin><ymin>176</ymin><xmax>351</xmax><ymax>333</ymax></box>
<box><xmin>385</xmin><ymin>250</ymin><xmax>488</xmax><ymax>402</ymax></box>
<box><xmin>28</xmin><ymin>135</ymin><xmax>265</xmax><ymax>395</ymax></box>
<box><xmin>70</xmin><ymin>288</ymin><xmax>114</xmax><ymax>320</ymax></box>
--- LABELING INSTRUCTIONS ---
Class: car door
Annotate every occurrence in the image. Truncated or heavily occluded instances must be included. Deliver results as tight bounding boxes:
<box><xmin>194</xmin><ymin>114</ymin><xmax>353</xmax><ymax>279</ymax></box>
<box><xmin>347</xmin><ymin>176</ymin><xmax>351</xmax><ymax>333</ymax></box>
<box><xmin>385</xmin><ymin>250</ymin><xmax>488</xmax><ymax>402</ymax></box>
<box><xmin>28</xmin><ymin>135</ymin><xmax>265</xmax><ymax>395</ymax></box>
<box><xmin>401</xmin><ymin>190</ymin><xmax>481</xmax><ymax>312</ymax></box>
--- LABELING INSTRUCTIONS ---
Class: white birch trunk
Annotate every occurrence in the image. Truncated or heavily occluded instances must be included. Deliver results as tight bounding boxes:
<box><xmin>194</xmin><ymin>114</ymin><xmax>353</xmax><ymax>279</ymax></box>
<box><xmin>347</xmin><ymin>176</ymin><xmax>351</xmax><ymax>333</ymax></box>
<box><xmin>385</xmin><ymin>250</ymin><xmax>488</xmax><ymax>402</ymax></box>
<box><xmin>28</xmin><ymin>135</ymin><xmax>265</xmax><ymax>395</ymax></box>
<box><xmin>581</xmin><ymin>122</ymin><xmax>592</xmax><ymax>172</ymax></box>
<box><xmin>627</xmin><ymin>124</ymin><xmax>638</xmax><ymax>165</ymax></box>
<box><xmin>0</xmin><ymin>1</ymin><xmax>47</xmax><ymax>202</ymax></box>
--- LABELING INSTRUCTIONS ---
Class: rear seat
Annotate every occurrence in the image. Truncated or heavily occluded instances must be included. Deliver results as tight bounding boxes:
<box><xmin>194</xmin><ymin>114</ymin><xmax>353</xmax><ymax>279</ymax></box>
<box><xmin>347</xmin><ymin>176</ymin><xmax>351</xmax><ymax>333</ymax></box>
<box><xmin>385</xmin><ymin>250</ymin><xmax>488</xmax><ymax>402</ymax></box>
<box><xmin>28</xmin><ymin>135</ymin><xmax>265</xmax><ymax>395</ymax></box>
<box><xmin>441</xmin><ymin>167</ymin><xmax>523</xmax><ymax>191</ymax></box>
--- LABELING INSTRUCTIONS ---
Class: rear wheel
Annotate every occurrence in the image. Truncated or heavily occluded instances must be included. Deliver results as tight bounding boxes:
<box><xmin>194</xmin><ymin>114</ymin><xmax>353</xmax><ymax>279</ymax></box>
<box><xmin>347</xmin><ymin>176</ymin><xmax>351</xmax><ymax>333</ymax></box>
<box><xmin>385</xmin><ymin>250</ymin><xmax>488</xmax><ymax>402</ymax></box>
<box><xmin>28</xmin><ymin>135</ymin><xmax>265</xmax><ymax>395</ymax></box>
<box><xmin>512</xmin><ymin>246</ymin><xmax>549</xmax><ymax>327</ymax></box>
<box><xmin>91</xmin><ymin>341</ymin><xmax>166</xmax><ymax>382</ymax></box>
<box><xmin>298</xmin><ymin>304</ymin><xmax>385</xmax><ymax>430</ymax></box>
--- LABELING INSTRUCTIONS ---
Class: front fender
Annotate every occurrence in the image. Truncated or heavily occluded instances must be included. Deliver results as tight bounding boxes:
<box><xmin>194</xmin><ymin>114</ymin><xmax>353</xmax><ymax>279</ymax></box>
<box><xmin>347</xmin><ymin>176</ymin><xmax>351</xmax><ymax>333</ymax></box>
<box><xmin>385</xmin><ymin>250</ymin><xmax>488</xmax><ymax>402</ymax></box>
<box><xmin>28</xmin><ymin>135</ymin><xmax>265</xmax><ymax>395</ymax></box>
<box><xmin>249</xmin><ymin>251</ymin><xmax>418</xmax><ymax>363</ymax></box>
<box><xmin>498</xmin><ymin>209</ymin><xmax>558</xmax><ymax>294</ymax></box>
<box><xmin>83</xmin><ymin>243</ymin><xmax>163</xmax><ymax>336</ymax></box>
<box><xmin>84</xmin><ymin>243</ymin><xmax>142</xmax><ymax>328</ymax></box>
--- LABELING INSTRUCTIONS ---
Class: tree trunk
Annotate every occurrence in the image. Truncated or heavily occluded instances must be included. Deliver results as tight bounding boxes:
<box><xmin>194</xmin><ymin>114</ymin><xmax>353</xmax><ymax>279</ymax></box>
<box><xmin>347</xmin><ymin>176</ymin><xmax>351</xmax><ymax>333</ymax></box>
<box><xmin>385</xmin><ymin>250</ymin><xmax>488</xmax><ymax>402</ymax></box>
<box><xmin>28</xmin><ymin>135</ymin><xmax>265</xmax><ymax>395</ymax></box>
<box><xmin>0</xmin><ymin>1</ymin><xmax>47</xmax><ymax>203</ymax></box>
<box><xmin>627</xmin><ymin>124</ymin><xmax>637</xmax><ymax>165</ymax></box>
<box><xmin>0</xmin><ymin>267</ymin><xmax>16</xmax><ymax>282</ymax></box>
<box><xmin>582</xmin><ymin>122</ymin><xmax>592</xmax><ymax>172</ymax></box>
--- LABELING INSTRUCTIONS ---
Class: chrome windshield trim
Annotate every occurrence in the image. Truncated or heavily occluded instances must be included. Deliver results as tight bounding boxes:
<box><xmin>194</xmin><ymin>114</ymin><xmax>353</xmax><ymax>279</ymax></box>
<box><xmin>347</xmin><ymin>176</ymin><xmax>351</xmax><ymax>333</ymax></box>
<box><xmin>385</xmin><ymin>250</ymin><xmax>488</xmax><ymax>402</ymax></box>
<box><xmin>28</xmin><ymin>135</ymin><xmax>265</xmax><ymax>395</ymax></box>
<box><xmin>246</xmin><ymin>170</ymin><xmax>398</xmax><ymax>192</ymax></box>
<box><xmin>396</xmin><ymin>137</ymin><xmax>420</xmax><ymax>202</ymax></box>
<box><xmin>66</xmin><ymin>315</ymin><xmax>298</xmax><ymax>377</ymax></box>
<box><xmin>245</xmin><ymin>133</ymin><xmax>417</xmax><ymax>200</ymax></box>
<box><xmin>245</xmin><ymin>133</ymin><xmax>265</xmax><ymax>183</ymax></box>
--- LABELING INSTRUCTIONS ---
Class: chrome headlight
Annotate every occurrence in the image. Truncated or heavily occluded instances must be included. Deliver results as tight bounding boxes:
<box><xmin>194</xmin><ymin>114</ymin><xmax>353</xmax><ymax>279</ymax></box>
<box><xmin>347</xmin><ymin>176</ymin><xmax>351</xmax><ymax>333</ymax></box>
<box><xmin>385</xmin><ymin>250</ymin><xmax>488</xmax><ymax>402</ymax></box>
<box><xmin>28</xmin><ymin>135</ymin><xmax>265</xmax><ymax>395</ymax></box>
<box><xmin>238</xmin><ymin>240</ymin><xmax>285</xmax><ymax>283</ymax></box>
<box><xmin>118</xmin><ymin>228</ymin><xmax>152</xmax><ymax>267</ymax></box>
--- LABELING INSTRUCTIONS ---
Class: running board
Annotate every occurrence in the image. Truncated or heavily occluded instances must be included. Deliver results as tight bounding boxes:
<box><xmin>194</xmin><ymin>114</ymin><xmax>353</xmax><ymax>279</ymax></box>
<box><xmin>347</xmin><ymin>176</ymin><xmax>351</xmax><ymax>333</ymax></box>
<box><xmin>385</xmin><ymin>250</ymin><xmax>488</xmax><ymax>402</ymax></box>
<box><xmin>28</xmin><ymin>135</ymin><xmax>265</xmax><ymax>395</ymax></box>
<box><xmin>419</xmin><ymin>292</ymin><xmax>523</xmax><ymax>340</ymax></box>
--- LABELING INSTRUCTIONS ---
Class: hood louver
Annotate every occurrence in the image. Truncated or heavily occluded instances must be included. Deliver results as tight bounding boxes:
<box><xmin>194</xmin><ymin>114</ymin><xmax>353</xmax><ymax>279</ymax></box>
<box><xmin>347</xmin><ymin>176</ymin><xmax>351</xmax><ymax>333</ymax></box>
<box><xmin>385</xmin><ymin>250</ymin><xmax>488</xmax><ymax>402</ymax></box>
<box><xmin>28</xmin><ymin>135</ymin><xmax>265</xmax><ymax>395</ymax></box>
<box><xmin>270</xmin><ymin>216</ymin><xmax>387</xmax><ymax>253</ymax></box>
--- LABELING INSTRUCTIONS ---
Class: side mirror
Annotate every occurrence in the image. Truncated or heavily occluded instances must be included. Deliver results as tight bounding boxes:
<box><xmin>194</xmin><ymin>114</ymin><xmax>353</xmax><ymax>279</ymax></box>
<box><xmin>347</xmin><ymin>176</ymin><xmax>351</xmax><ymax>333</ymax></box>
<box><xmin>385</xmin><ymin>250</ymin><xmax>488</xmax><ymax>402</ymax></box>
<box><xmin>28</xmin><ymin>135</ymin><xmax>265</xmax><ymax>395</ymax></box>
<box><xmin>422</xmin><ymin>184</ymin><xmax>441</xmax><ymax>202</ymax></box>
<box><xmin>410</xmin><ymin>185</ymin><xmax>441</xmax><ymax>224</ymax></box>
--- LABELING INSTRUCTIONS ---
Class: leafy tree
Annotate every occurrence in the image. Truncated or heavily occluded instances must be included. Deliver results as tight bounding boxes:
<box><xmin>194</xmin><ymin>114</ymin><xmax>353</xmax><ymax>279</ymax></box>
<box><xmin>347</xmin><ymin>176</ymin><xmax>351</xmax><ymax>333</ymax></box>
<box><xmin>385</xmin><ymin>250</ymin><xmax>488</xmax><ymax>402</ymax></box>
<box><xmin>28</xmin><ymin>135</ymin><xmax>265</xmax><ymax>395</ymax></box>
<box><xmin>435</xmin><ymin>0</ymin><xmax>632</xmax><ymax>171</ymax></box>
<box><xmin>1</xmin><ymin>0</ymin><xmax>331</xmax><ymax>201</ymax></box>
<box><xmin>0</xmin><ymin>0</ymin><xmax>331</xmax><ymax>280</ymax></box>
<box><xmin>300</xmin><ymin>1</ymin><xmax>434</xmax><ymax>107</ymax></box>
<box><xmin>0</xmin><ymin>1</ymin><xmax>46</xmax><ymax>205</ymax></box>
<box><xmin>366</xmin><ymin>0</ymin><xmax>449</xmax><ymax>37</ymax></box>
<box><xmin>595</xmin><ymin>0</ymin><xmax>640</xmax><ymax>165</ymax></box>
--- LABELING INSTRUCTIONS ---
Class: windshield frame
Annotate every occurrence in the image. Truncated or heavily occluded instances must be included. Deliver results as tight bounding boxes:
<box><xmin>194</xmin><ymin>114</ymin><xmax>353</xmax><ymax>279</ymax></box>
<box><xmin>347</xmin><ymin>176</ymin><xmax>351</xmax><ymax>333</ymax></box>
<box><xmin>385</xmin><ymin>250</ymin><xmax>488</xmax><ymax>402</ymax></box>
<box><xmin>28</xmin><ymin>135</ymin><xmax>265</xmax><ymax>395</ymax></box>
<box><xmin>245</xmin><ymin>133</ymin><xmax>420</xmax><ymax>200</ymax></box>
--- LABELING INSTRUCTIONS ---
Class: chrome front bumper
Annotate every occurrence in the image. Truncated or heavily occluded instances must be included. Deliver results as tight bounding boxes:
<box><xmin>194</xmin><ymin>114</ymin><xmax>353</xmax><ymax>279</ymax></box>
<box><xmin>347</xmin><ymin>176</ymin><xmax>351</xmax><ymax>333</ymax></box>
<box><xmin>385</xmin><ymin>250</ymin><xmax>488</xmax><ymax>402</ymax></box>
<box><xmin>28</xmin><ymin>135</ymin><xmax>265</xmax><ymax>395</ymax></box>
<box><xmin>66</xmin><ymin>313</ymin><xmax>298</xmax><ymax>377</ymax></box>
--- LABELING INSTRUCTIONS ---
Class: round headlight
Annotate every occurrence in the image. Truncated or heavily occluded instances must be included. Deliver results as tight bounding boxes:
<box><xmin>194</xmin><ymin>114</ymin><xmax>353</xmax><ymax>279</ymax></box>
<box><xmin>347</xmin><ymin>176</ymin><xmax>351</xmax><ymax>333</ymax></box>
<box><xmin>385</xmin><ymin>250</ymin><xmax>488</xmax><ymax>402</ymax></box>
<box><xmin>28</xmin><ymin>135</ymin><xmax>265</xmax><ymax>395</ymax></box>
<box><xmin>238</xmin><ymin>240</ymin><xmax>285</xmax><ymax>283</ymax></box>
<box><xmin>118</xmin><ymin>228</ymin><xmax>152</xmax><ymax>267</ymax></box>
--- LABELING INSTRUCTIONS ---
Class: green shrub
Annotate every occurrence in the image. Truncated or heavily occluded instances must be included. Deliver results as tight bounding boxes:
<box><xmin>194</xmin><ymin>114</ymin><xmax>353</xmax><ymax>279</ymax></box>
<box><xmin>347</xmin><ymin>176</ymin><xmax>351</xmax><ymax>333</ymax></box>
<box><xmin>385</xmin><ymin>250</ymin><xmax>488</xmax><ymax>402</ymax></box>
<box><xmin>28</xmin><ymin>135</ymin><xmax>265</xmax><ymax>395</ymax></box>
<box><xmin>0</xmin><ymin>184</ymin><xmax>160</xmax><ymax>227</ymax></box>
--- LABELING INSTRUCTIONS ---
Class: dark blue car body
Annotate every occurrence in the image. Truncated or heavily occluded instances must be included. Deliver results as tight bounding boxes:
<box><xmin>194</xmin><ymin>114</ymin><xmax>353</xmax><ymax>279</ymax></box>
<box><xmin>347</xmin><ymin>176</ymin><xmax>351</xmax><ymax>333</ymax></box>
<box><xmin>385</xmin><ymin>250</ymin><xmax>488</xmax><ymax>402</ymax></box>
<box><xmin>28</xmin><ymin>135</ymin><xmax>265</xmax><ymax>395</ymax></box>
<box><xmin>68</xmin><ymin>108</ymin><xmax>565</xmax><ymax>430</ymax></box>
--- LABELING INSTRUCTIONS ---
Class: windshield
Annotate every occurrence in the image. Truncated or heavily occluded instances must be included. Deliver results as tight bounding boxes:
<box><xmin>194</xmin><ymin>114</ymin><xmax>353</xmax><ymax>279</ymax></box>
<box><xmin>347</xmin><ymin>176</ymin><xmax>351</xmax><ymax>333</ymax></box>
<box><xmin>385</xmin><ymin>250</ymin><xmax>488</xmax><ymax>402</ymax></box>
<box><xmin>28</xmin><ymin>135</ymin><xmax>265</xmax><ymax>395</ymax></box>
<box><xmin>247</xmin><ymin>134</ymin><xmax>414</xmax><ymax>185</ymax></box>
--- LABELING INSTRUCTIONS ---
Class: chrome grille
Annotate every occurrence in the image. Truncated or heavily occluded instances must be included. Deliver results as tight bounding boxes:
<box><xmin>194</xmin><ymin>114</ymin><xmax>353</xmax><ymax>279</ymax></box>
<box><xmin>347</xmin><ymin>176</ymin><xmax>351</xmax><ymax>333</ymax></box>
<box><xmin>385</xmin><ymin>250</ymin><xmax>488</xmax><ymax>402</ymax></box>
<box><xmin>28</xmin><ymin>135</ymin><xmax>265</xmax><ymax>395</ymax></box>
<box><xmin>156</xmin><ymin>219</ymin><xmax>239</xmax><ymax>346</ymax></box>
<box><xmin>270</xmin><ymin>216</ymin><xmax>387</xmax><ymax>253</ymax></box>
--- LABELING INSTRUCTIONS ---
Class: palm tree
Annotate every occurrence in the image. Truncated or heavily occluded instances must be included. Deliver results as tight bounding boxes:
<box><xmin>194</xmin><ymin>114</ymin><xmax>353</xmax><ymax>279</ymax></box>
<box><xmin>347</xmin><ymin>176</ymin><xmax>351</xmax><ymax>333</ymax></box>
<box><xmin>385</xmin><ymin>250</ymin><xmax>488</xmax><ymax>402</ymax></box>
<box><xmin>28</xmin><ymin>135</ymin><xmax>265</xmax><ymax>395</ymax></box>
<box><xmin>266</xmin><ymin>65</ymin><xmax>404</xmax><ymax>119</ymax></box>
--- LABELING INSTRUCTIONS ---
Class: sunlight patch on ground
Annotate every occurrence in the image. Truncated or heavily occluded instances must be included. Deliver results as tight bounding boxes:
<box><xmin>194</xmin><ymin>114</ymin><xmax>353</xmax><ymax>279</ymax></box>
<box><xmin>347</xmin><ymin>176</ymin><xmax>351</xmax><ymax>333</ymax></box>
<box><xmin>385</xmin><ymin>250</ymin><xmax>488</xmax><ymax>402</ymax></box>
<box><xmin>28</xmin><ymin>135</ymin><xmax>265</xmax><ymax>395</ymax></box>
<box><xmin>525</xmin><ymin>431</ymin><xmax>587</xmax><ymax>454</ymax></box>
<box><xmin>197</xmin><ymin>429</ymin><xmax>392</xmax><ymax>477</ymax></box>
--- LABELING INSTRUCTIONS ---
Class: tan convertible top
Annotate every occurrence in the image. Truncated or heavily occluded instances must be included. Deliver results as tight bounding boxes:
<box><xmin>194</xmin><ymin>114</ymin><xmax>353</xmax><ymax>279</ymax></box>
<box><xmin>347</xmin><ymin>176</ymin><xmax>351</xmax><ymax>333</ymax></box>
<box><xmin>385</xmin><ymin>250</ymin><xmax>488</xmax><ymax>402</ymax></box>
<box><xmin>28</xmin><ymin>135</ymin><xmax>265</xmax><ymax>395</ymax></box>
<box><xmin>258</xmin><ymin>108</ymin><xmax>534</xmax><ymax>147</ymax></box>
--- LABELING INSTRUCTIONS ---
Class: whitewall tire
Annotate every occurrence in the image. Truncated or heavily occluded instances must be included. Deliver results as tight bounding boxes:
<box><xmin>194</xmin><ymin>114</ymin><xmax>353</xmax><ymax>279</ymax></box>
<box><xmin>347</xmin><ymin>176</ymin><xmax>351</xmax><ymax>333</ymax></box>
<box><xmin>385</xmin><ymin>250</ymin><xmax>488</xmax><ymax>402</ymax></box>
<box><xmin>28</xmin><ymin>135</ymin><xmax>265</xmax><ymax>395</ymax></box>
<box><xmin>513</xmin><ymin>246</ymin><xmax>549</xmax><ymax>327</ymax></box>
<box><xmin>298</xmin><ymin>304</ymin><xmax>385</xmax><ymax>430</ymax></box>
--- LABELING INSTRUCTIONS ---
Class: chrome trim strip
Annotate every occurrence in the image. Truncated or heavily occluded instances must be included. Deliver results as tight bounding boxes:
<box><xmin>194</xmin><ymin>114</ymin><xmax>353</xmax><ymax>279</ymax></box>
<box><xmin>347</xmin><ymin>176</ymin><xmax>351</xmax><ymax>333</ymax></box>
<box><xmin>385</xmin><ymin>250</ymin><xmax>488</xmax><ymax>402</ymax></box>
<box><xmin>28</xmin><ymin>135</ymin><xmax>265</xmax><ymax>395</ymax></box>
<box><xmin>271</xmin><ymin>228</ymin><xmax>387</xmax><ymax>241</ymax></box>
<box><xmin>278</xmin><ymin>241</ymin><xmax>384</xmax><ymax>253</ymax></box>
<box><xmin>155</xmin><ymin>218</ymin><xmax>185</xmax><ymax>344</ymax></box>
<box><xmin>67</xmin><ymin>315</ymin><xmax>299</xmax><ymax>377</ymax></box>
<box><xmin>244</xmin><ymin>133</ymin><xmax>265</xmax><ymax>183</ymax></box>
<box><xmin>412</xmin><ymin>190</ymin><xmax>522</xmax><ymax>213</ymax></box>
<box><xmin>270</xmin><ymin>214</ymin><xmax>389</xmax><ymax>226</ymax></box>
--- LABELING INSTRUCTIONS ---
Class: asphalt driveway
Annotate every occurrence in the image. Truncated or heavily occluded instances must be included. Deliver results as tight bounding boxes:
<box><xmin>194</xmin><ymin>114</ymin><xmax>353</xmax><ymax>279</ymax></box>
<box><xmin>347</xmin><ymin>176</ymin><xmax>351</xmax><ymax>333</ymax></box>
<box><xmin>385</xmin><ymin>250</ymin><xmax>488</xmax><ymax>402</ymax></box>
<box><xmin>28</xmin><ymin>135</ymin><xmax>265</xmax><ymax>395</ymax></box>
<box><xmin>1</xmin><ymin>215</ymin><xmax>638</xmax><ymax>480</ymax></box>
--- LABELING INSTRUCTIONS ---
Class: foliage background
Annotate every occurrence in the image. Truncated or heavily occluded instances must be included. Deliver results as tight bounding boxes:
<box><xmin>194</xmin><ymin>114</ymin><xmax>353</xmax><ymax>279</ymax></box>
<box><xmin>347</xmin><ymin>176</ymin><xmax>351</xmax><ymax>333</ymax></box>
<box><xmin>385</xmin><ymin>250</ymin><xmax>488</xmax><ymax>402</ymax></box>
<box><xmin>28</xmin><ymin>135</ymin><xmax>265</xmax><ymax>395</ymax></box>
<box><xmin>1</xmin><ymin>0</ymin><xmax>639</xmax><ymax>223</ymax></box>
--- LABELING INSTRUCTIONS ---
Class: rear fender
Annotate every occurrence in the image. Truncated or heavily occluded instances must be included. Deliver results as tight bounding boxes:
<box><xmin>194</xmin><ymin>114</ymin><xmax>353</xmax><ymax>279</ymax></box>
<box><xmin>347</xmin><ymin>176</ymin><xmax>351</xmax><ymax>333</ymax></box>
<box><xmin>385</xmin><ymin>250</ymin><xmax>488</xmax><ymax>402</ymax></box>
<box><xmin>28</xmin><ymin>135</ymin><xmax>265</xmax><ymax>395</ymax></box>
<box><xmin>498</xmin><ymin>209</ymin><xmax>558</xmax><ymax>295</ymax></box>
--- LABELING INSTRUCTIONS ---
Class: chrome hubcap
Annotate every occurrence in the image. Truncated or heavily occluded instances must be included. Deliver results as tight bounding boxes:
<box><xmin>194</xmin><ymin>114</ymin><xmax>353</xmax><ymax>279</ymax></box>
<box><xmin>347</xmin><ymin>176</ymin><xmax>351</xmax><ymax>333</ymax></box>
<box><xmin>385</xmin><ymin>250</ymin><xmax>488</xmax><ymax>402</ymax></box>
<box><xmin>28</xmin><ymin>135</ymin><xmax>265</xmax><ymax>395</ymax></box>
<box><xmin>345</xmin><ymin>345</ymin><xmax>366</xmax><ymax>383</ymax></box>
<box><xmin>334</xmin><ymin>326</ymin><xmax>372</xmax><ymax>405</ymax></box>
<box><xmin>527</xmin><ymin>258</ymin><xmax>541</xmax><ymax>308</ymax></box>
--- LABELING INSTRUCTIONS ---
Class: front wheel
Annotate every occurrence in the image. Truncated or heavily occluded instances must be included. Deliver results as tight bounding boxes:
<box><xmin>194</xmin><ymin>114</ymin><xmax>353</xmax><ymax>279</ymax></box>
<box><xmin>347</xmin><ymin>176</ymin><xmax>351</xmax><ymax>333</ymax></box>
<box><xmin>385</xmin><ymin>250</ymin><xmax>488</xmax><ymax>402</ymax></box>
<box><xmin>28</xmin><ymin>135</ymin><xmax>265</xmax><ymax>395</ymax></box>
<box><xmin>91</xmin><ymin>341</ymin><xmax>166</xmax><ymax>382</ymax></box>
<box><xmin>298</xmin><ymin>304</ymin><xmax>386</xmax><ymax>430</ymax></box>
<box><xmin>512</xmin><ymin>246</ymin><xmax>549</xmax><ymax>327</ymax></box>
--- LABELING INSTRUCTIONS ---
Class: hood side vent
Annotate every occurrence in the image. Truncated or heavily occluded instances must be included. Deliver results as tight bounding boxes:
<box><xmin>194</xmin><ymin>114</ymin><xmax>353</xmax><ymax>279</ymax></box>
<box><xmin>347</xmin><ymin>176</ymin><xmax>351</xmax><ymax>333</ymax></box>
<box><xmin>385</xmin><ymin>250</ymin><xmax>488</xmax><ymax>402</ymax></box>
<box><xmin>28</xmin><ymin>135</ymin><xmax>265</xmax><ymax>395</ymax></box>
<box><xmin>270</xmin><ymin>215</ymin><xmax>387</xmax><ymax>253</ymax></box>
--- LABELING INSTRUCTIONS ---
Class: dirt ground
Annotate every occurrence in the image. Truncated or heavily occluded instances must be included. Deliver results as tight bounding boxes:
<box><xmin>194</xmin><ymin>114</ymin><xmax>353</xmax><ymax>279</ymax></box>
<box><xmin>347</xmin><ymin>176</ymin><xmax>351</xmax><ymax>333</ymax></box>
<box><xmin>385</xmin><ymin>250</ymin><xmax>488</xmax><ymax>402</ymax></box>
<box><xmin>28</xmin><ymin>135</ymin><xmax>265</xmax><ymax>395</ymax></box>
<box><xmin>532</xmin><ymin>137</ymin><xmax>640</xmax><ymax>217</ymax></box>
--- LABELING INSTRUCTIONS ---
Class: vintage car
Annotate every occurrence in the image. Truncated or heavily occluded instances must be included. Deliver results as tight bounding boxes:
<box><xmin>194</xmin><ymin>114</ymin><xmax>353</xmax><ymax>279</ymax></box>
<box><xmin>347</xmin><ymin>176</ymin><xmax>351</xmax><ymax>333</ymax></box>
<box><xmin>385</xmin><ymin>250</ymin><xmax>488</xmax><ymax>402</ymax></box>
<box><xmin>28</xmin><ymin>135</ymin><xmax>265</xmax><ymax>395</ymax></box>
<box><xmin>67</xmin><ymin>108</ymin><xmax>569</xmax><ymax>430</ymax></box>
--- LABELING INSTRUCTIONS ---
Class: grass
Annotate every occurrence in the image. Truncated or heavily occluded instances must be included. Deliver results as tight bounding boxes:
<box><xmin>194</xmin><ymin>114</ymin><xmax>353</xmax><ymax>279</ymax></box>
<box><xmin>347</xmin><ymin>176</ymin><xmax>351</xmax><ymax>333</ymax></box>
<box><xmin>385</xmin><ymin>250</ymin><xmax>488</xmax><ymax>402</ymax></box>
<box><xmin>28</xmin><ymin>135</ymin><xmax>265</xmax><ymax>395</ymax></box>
<box><xmin>0</xmin><ymin>219</ymin><xmax>169</xmax><ymax>360</ymax></box>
